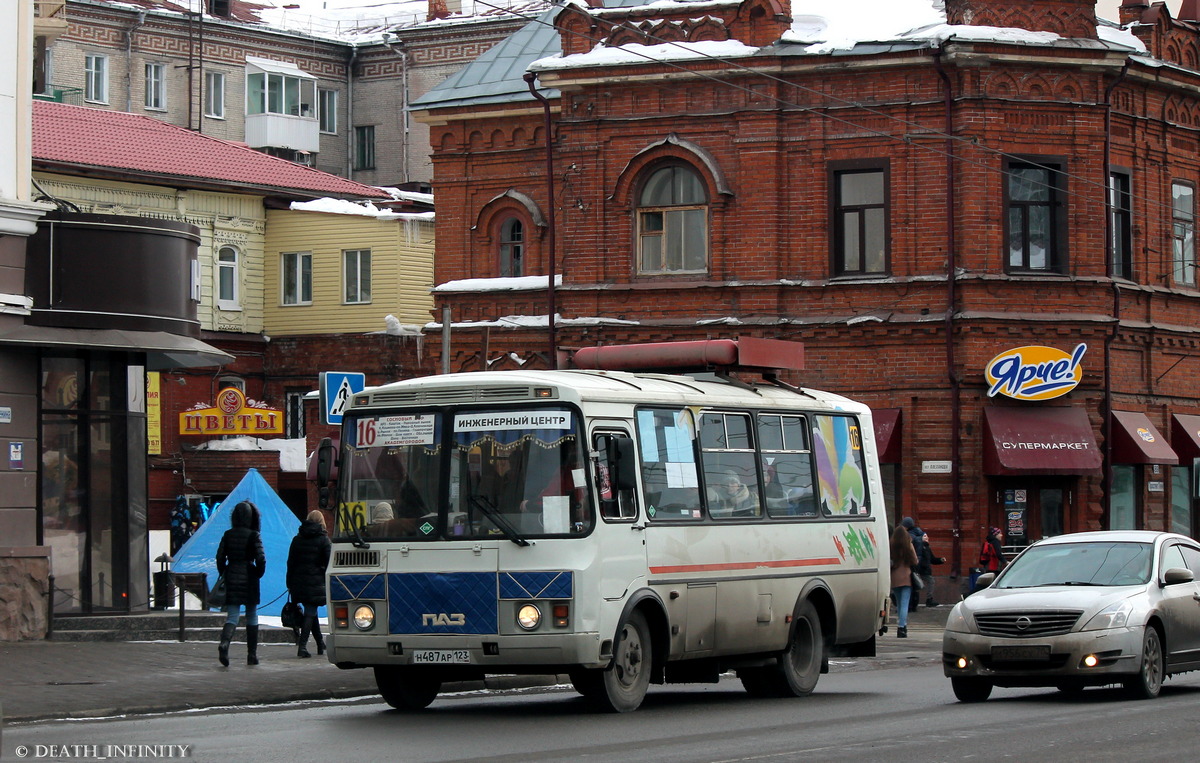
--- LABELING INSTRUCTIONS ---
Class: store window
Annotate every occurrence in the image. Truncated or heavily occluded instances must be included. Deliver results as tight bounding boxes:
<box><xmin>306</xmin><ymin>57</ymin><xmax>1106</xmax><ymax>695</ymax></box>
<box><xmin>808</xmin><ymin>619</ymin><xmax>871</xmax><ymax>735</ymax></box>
<box><xmin>1171</xmin><ymin>459</ymin><xmax>1195</xmax><ymax>537</ymax></box>
<box><xmin>1109</xmin><ymin>464</ymin><xmax>1140</xmax><ymax>530</ymax></box>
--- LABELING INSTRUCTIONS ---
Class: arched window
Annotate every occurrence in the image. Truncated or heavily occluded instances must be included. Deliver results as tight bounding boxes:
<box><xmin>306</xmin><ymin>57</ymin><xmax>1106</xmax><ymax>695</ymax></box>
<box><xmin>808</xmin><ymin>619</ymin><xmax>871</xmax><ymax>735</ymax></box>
<box><xmin>500</xmin><ymin>218</ymin><xmax>524</xmax><ymax>277</ymax></box>
<box><xmin>216</xmin><ymin>245</ymin><xmax>240</xmax><ymax>310</ymax></box>
<box><xmin>637</xmin><ymin>165</ymin><xmax>708</xmax><ymax>274</ymax></box>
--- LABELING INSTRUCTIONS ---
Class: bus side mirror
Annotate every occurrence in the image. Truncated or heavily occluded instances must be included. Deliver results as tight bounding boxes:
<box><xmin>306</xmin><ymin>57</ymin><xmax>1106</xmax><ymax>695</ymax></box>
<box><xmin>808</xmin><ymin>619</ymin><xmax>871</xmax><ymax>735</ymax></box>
<box><xmin>316</xmin><ymin>437</ymin><xmax>336</xmax><ymax>510</ymax></box>
<box><xmin>611</xmin><ymin>437</ymin><xmax>638</xmax><ymax>491</ymax></box>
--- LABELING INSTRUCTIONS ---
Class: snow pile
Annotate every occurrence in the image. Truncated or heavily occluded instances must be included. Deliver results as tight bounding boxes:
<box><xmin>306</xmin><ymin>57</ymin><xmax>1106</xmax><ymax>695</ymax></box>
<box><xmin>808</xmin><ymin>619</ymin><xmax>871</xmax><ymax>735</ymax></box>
<box><xmin>194</xmin><ymin>437</ymin><xmax>308</xmax><ymax>472</ymax></box>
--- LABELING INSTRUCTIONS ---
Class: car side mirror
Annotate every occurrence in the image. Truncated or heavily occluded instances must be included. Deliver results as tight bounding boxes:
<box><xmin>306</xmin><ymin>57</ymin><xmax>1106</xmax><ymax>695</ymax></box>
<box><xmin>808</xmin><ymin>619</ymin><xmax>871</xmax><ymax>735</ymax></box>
<box><xmin>1162</xmin><ymin>567</ymin><xmax>1195</xmax><ymax>586</ymax></box>
<box><xmin>974</xmin><ymin>572</ymin><xmax>996</xmax><ymax>590</ymax></box>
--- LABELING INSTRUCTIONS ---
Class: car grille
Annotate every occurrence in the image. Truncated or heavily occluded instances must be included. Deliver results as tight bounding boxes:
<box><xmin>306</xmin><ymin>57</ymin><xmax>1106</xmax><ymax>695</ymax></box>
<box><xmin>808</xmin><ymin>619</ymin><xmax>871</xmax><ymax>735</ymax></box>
<box><xmin>975</xmin><ymin>610</ymin><xmax>1082</xmax><ymax>638</ymax></box>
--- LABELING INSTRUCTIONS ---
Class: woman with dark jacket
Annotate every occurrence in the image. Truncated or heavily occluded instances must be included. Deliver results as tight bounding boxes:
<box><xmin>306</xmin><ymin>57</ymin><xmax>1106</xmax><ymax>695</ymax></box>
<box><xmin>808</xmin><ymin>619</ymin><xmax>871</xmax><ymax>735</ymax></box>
<box><xmin>215</xmin><ymin>501</ymin><xmax>266</xmax><ymax>667</ymax></box>
<box><xmin>287</xmin><ymin>510</ymin><xmax>331</xmax><ymax>658</ymax></box>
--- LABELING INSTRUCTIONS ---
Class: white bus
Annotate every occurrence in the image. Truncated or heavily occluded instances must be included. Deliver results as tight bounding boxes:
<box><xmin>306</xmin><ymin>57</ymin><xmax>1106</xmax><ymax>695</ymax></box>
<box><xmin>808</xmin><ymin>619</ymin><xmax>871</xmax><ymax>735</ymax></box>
<box><xmin>318</xmin><ymin>339</ymin><xmax>891</xmax><ymax>712</ymax></box>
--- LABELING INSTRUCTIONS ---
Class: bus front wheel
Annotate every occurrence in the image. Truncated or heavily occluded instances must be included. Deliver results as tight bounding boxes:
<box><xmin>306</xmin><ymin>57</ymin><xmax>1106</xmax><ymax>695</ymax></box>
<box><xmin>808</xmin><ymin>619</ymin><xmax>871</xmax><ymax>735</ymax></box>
<box><xmin>374</xmin><ymin>666</ymin><xmax>441</xmax><ymax>711</ymax></box>
<box><xmin>591</xmin><ymin>610</ymin><xmax>652</xmax><ymax>713</ymax></box>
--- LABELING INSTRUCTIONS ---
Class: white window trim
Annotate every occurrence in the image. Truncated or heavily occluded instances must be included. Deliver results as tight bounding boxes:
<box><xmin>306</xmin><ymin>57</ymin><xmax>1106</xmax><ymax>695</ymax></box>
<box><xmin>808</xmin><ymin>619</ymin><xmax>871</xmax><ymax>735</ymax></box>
<box><xmin>205</xmin><ymin>71</ymin><xmax>226</xmax><ymax>119</ymax></box>
<box><xmin>145</xmin><ymin>62</ymin><xmax>166</xmax><ymax>111</ymax></box>
<box><xmin>281</xmin><ymin>251</ymin><xmax>313</xmax><ymax>306</ymax></box>
<box><xmin>216</xmin><ymin>245</ymin><xmax>241</xmax><ymax>311</ymax></box>
<box><xmin>85</xmin><ymin>54</ymin><xmax>108</xmax><ymax>104</ymax></box>
<box><xmin>343</xmin><ymin>248</ymin><xmax>371</xmax><ymax>304</ymax></box>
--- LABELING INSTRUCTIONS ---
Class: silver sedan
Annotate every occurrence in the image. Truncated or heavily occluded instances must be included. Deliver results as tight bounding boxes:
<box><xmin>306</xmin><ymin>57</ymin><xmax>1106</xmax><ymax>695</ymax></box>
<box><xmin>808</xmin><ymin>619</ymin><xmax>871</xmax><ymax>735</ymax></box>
<box><xmin>943</xmin><ymin>530</ymin><xmax>1200</xmax><ymax>702</ymax></box>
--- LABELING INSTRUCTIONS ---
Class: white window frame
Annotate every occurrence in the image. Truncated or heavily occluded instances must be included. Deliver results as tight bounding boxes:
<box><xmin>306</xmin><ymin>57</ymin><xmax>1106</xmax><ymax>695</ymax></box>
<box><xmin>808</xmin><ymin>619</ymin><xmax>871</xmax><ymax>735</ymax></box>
<box><xmin>144</xmin><ymin>62</ymin><xmax>166</xmax><ymax>110</ymax></box>
<box><xmin>281</xmin><ymin>251</ymin><xmax>313</xmax><ymax>306</ymax></box>
<box><xmin>205</xmin><ymin>71</ymin><xmax>226</xmax><ymax>119</ymax></box>
<box><xmin>85</xmin><ymin>54</ymin><xmax>108</xmax><ymax>104</ymax></box>
<box><xmin>343</xmin><ymin>248</ymin><xmax>372</xmax><ymax>304</ymax></box>
<box><xmin>216</xmin><ymin>246</ymin><xmax>241</xmax><ymax>311</ymax></box>
<box><xmin>245</xmin><ymin>59</ymin><xmax>316</xmax><ymax>118</ymax></box>
<box><xmin>318</xmin><ymin>88</ymin><xmax>337</xmax><ymax>134</ymax></box>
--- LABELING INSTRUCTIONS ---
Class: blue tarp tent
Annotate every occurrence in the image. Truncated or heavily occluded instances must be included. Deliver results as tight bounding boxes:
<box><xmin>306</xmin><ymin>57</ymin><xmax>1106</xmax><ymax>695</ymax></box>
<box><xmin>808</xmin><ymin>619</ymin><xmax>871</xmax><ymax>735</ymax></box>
<box><xmin>171</xmin><ymin>468</ymin><xmax>301</xmax><ymax>617</ymax></box>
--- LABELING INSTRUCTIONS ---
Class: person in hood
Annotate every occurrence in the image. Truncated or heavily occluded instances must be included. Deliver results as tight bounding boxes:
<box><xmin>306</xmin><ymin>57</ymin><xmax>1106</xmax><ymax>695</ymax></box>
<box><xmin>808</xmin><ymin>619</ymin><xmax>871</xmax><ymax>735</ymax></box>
<box><xmin>215</xmin><ymin>500</ymin><xmax>266</xmax><ymax>667</ymax></box>
<box><xmin>287</xmin><ymin>510</ymin><xmax>332</xmax><ymax>658</ymax></box>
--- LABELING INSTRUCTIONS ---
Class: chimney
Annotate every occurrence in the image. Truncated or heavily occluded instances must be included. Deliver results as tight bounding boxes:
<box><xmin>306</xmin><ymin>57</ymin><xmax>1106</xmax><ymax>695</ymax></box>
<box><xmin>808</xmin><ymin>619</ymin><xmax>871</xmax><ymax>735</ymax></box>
<box><xmin>427</xmin><ymin>0</ymin><xmax>450</xmax><ymax>21</ymax></box>
<box><xmin>1118</xmin><ymin>0</ymin><xmax>1150</xmax><ymax>25</ymax></box>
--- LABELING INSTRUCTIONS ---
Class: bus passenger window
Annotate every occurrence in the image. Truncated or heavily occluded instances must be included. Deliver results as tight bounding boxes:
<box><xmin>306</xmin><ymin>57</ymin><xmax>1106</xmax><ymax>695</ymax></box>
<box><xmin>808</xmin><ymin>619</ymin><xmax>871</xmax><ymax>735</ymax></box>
<box><xmin>700</xmin><ymin>412</ymin><xmax>762</xmax><ymax>519</ymax></box>
<box><xmin>758</xmin><ymin>414</ymin><xmax>817</xmax><ymax>518</ymax></box>
<box><xmin>636</xmin><ymin>408</ymin><xmax>701</xmax><ymax>520</ymax></box>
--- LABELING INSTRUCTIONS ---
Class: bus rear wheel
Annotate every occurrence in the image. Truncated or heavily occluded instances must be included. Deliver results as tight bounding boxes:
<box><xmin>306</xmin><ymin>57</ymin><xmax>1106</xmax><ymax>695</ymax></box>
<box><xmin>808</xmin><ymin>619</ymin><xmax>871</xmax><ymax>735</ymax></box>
<box><xmin>374</xmin><ymin>666</ymin><xmax>441</xmax><ymax>711</ymax></box>
<box><xmin>740</xmin><ymin>599</ymin><xmax>823</xmax><ymax>698</ymax></box>
<box><xmin>590</xmin><ymin>610</ymin><xmax>651</xmax><ymax>713</ymax></box>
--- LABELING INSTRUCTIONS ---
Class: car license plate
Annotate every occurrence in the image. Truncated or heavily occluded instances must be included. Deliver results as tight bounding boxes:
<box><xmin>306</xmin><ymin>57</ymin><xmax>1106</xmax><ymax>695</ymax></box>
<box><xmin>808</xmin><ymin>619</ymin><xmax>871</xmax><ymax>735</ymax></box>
<box><xmin>412</xmin><ymin>649</ymin><xmax>471</xmax><ymax>664</ymax></box>
<box><xmin>991</xmin><ymin>645</ymin><xmax>1051</xmax><ymax>661</ymax></box>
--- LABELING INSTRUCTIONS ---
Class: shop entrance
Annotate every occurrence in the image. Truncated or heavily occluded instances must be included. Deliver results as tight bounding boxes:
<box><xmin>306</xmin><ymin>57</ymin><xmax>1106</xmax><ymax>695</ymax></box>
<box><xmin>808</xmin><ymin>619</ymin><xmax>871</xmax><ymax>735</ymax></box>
<box><xmin>988</xmin><ymin>477</ymin><xmax>1075</xmax><ymax>553</ymax></box>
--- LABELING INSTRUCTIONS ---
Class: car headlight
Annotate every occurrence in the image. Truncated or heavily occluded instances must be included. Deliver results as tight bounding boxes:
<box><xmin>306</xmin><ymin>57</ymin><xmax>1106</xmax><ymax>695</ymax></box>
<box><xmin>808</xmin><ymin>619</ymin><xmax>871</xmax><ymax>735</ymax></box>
<box><xmin>944</xmin><ymin>604</ymin><xmax>974</xmax><ymax>633</ymax></box>
<box><xmin>353</xmin><ymin>603</ymin><xmax>375</xmax><ymax>630</ymax></box>
<box><xmin>1082</xmin><ymin>599</ymin><xmax>1134</xmax><ymax>631</ymax></box>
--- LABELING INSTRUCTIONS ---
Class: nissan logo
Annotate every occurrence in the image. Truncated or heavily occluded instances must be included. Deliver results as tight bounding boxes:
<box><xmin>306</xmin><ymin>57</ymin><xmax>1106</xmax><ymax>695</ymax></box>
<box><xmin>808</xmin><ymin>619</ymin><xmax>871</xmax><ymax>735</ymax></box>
<box><xmin>1015</xmin><ymin>616</ymin><xmax>1033</xmax><ymax>631</ymax></box>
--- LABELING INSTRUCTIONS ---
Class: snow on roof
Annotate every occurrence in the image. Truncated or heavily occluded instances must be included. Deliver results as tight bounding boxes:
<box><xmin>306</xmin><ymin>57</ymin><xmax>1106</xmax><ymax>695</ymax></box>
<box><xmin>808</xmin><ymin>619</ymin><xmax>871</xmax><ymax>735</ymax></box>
<box><xmin>195</xmin><ymin>436</ymin><xmax>308</xmax><ymax>472</ymax></box>
<box><xmin>289</xmin><ymin>197</ymin><xmax>435</xmax><ymax>220</ymax></box>
<box><xmin>251</xmin><ymin>0</ymin><xmax>551</xmax><ymax>42</ymax></box>
<box><xmin>433</xmin><ymin>275</ymin><xmax>563</xmax><ymax>292</ymax></box>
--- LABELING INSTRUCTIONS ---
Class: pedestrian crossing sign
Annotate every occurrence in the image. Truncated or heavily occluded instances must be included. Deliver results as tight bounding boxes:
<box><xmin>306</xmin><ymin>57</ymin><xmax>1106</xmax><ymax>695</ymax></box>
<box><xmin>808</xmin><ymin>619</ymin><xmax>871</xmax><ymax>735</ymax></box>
<box><xmin>320</xmin><ymin>371</ymin><xmax>365</xmax><ymax>425</ymax></box>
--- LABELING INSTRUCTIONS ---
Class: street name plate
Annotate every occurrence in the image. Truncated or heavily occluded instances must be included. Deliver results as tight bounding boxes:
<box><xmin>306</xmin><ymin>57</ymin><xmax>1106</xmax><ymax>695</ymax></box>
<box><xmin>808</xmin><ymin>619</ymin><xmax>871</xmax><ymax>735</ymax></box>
<box><xmin>412</xmin><ymin>649</ymin><xmax>471</xmax><ymax>664</ymax></box>
<box><xmin>990</xmin><ymin>645</ymin><xmax>1050</xmax><ymax>661</ymax></box>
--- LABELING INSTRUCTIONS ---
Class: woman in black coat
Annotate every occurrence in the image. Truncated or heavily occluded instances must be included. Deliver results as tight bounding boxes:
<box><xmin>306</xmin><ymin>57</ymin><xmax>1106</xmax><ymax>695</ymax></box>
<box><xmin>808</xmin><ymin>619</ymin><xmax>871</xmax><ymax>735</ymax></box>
<box><xmin>215</xmin><ymin>501</ymin><xmax>266</xmax><ymax>666</ymax></box>
<box><xmin>287</xmin><ymin>510</ymin><xmax>331</xmax><ymax>658</ymax></box>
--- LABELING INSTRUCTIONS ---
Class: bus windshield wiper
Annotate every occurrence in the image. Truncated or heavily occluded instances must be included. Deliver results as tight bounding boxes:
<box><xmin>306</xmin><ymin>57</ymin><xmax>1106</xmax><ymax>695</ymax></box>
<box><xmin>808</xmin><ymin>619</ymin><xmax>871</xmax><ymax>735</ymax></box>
<box><xmin>469</xmin><ymin>494</ymin><xmax>530</xmax><ymax>547</ymax></box>
<box><xmin>337</xmin><ymin>504</ymin><xmax>370</xmax><ymax>550</ymax></box>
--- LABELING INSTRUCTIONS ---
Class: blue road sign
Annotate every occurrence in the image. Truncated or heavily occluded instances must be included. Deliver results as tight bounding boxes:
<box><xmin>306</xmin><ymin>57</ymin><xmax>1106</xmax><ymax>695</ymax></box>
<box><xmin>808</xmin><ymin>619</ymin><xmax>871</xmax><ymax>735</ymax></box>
<box><xmin>320</xmin><ymin>372</ymin><xmax>365</xmax><ymax>425</ymax></box>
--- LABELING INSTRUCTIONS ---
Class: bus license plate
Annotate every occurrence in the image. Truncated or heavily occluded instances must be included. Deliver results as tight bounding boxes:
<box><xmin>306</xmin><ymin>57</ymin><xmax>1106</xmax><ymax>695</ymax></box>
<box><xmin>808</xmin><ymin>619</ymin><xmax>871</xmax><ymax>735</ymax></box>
<box><xmin>412</xmin><ymin>649</ymin><xmax>471</xmax><ymax>664</ymax></box>
<box><xmin>990</xmin><ymin>645</ymin><xmax>1050</xmax><ymax>661</ymax></box>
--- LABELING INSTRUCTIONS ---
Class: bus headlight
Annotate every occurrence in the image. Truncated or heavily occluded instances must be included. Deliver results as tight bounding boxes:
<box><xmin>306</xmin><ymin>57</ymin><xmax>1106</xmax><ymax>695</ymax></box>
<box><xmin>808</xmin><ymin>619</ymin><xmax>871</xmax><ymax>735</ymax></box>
<box><xmin>353</xmin><ymin>604</ymin><xmax>375</xmax><ymax>630</ymax></box>
<box><xmin>517</xmin><ymin>603</ymin><xmax>541</xmax><ymax>630</ymax></box>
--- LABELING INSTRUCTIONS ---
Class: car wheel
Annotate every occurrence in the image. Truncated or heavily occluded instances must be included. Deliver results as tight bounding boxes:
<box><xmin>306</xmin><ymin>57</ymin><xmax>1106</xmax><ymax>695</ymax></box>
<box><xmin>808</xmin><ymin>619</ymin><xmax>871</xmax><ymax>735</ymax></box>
<box><xmin>1123</xmin><ymin>626</ymin><xmax>1164</xmax><ymax>700</ymax></box>
<box><xmin>739</xmin><ymin>600</ymin><xmax>823</xmax><ymax>698</ymax></box>
<box><xmin>951</xmin><ymin>677</ymin><xmax>993</xmax><ymax>703</ymax></box>
<box><xmin>373</xmin><ymin>666</ymin><xmax>440</xmax><ymax>710</ymax></box>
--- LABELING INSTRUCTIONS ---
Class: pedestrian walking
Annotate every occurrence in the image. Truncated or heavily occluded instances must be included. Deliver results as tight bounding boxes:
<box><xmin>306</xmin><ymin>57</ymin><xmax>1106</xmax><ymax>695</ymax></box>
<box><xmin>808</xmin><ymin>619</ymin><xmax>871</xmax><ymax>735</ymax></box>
<box><xmin>215</xmin><ymin>500</ymin><xmax>266</xmax><ymax>667</ymax></box>
<box><xmin>889</xmin><ymin>524</ymin><xmax>919</xmax><ymax>638</ymax></box>
<box><xmin>916</xmin><ymin>530</ymin><xmax>946</xmax><ymax>607</ymax></box>
<box><xmin>970</xmin><ymin>526</ymin><xmax>1007</xmax><ymax>592</ymax></box>
<box><xmin>287</xmin><ymin>509</ymin><xmax>331</xmax><ymax>658</ymax></box>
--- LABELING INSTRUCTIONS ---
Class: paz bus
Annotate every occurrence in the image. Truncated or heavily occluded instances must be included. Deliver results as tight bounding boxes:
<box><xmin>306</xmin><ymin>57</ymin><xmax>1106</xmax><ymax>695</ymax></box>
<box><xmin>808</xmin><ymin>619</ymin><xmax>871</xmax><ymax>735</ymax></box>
<box><xmin>316</xmin><ymin>338</ymin><xmax>891</xmax><ymax>712</ymax></box>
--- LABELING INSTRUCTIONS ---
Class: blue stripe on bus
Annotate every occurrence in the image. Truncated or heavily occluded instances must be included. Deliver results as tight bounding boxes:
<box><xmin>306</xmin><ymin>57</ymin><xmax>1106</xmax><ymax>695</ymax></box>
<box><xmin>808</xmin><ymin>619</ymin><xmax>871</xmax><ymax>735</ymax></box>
<box><xmin>499</xmin><ymin>571</ymin><xmax>573</xmax><ymax>599</ymax></box>
<box><xmin>388</xmin><ymin>572</ymin><xmax>498</xmax><ymax>635</ymax></box>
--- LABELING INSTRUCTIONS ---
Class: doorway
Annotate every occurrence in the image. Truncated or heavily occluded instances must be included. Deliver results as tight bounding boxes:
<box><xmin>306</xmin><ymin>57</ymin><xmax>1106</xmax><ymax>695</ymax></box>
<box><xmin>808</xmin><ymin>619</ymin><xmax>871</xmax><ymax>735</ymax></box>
<box><xmin>988</xmin><ymin>476</ymin><xmax>1075</xmax><ymax>553</ymax></box>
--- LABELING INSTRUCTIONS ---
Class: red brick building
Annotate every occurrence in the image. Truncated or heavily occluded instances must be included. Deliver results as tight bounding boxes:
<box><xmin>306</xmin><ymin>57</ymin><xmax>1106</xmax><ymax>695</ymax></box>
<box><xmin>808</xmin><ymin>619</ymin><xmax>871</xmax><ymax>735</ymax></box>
<box><xmin>408</xmin><ymin>0</ymin><xmax>1200</xmax><ymax>580</ymax></box>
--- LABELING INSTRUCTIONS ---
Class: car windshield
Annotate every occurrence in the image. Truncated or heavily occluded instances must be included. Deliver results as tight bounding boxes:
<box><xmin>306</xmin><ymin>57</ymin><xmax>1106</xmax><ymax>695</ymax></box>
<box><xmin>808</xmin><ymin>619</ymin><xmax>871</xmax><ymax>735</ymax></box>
<box><xmin>995</xmin><ymin>541</ymin><xmax>1153</xmax><ymax>588</ymax></box>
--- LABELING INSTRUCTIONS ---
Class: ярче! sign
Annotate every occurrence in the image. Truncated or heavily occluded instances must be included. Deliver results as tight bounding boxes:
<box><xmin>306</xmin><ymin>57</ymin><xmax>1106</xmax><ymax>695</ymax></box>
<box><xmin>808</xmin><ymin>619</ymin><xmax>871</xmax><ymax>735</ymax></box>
<box><xmin>985</xmin><ymin>343</ymin><xmax>1086</xmax><ymax>401</ymax></box>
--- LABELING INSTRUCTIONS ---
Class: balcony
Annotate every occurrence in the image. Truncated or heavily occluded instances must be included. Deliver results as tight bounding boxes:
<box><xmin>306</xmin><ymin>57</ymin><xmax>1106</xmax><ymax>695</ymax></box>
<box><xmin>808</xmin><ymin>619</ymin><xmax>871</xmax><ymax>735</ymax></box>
<box><xmin>245</xmin><ymin>112</ymin><xmax>320</xmax><ymax>154</ymax></box>
<box><xmin>32</xmin><ymin>85</ymin><xmax>83</xmax><ymax>106</ymax></box>
<box><xmin>34</xmin><ymin>0</ymin><xmax>68</xmax><ymax>44</ymax></box>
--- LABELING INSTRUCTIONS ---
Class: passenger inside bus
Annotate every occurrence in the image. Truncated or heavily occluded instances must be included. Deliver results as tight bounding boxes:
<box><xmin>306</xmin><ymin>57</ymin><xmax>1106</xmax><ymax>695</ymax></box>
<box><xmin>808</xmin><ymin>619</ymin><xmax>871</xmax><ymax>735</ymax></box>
<box><xmin>710</xmin><ymin>469</ymin><xmax>761</xmax><ymax>518</ymax></box>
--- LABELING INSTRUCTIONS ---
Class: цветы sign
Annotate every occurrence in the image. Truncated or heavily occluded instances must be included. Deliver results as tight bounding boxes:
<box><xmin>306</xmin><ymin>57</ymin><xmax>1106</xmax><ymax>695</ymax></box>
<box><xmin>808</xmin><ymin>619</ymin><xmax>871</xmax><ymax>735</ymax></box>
<box><xmin>179</xmin><ymin>386</ymin><xmax>282</xmax><ymax>435</ymax></box>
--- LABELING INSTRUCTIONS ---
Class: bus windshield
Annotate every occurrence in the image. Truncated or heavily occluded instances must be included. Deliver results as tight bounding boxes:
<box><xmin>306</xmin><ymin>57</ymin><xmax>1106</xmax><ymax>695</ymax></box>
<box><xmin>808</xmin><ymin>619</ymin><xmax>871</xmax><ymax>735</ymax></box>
<box><xmin>335</xmin><ymin>406</ymin><xmax>592</xmax><ymax>541</ymax></box>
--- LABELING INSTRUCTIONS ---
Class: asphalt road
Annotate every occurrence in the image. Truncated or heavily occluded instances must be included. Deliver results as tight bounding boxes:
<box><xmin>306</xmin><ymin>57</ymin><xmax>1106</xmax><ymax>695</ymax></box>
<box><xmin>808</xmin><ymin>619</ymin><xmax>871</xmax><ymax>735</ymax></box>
<box><xmin>6</xmin><ymin>659</ymin><xmax>1200</xmax><ymax>762</ymax></box>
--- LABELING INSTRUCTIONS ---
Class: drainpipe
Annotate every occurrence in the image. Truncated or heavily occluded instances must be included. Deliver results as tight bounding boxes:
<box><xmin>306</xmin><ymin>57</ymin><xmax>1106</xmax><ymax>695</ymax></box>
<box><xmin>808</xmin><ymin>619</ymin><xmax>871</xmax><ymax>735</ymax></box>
<box><xmin>383</xmin><ymin>34</ymin><xmax>411</xmax><ymax>184</ymax></box>
<box><xmin>346</xmin><ymin>46</ymin><xmax>358</xmax><ymax>178</ymax></box>
<box><xmin>524</xmin><ymin>71</ymin><xmax>558</xmax><ymax>369</ymax></box>
<box><xmin>125</xmin><ymin>10</ymin><xmax>147</xmax><ymax>113</ymax></box>
<box><xmin>1102</xmin><ymin>60</ymin><xmax>1130</xmax><ymax>527</ymax></box>
<box><xmin>933</xmin><ymin>46</ymin><xmax>962</xmax><ymax>576</ymax></box>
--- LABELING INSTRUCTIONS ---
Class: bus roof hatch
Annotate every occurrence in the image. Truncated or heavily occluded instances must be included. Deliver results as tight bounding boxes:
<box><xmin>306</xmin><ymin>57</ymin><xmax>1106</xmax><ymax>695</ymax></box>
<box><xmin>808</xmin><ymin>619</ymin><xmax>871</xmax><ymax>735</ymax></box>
<box><xmin>571</xmin><ymin>338</ymin><xmax>804</xmax><ymax>374</ymax></box>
